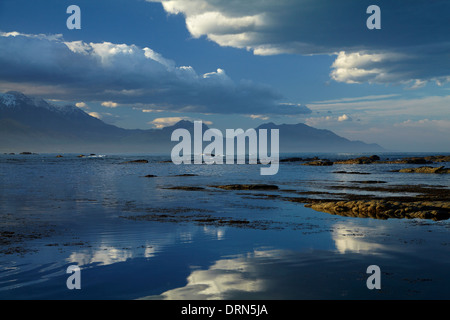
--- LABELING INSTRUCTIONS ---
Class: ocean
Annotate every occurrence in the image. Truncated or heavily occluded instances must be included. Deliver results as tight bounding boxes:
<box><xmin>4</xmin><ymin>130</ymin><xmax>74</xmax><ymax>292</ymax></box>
<box><xmin>0</xmin><ymin>152</ymin><xmax>449</xmax><ymax>299</ymax></box>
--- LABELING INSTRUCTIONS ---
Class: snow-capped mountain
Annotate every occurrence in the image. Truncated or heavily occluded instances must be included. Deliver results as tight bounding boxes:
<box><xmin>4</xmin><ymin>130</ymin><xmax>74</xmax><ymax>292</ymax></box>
<box><xmin>0</xmin><ymin>91</ymin><xmax>91</xmax><ymax>118</ymax></box>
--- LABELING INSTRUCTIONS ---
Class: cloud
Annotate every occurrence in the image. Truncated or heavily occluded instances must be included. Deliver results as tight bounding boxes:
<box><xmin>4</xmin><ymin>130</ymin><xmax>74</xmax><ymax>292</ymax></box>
<box><xmin>88</xmin><ymin>111</ymin><xmax>120</xmax><ymax>124</ymax></box>
<box><xmin>149</xmin><ymin>0</ymin><xmax>450</xmax><ymax>85</ymax></box>
<box><xmin>88</xmin><ymin>112</ymin><xmax>102</xmax><ymax>119</ymax></box>
<box><xmin>148</xmin><ymin>117</ymin><xmax>213</xmax><ymax>128</ymax></box>
<box><xmin>330</xmin><ymin>50</ymin><xmax>450</xmax><ymax>85</ymax></box>
<box><xmin>142</xmin><ymin>109</ymin><xmax>164</xmax><ymax>113</ymax></box>
<box><xmin>75</xmin><ymin>102</ymin><xmax>88</xmax><ymax>109</ymax></box>
<box><xmin>101</xmin><ymin>101</ymin><xmax>119</xmax><ymax>108</ymax></box>
<box><xmin>338</xmin><ymin>114</ymin><xmax>352</xmax><ymax>122</ymax></box>
<box><xmin>309</xmin><ymin>95</ymin><xmax>450</xmax><ymax>120</ymax></box>
<box><xmin>305</xmin><ymin>114</ymin><xmax>352</xmax><ymax>126</ymax></box>
<box><xmin>248</xmin><ymin>114</ymin><xmax>269</xmax><ymax>121</ymax></box>
<box><xmin>0</xmin><ymin>31</ymin><xmax>310</xmax><ymax>117</ymax></box>
<box><xmin>395</xmin><ymin>119</ymin><xmax>450</xmax><ymax>132</ymax></box>
<box><xmin>313</xmin><ymin>94</ymin><xmax>399</xmax><ymax>105</ymax></box>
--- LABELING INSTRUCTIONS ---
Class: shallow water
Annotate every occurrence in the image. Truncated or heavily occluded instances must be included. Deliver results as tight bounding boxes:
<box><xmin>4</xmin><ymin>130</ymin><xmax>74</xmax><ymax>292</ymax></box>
<box><xmin>0</xmin><ymin>153</ymin><xmax>449</xmax><ymax>299</ymax></box>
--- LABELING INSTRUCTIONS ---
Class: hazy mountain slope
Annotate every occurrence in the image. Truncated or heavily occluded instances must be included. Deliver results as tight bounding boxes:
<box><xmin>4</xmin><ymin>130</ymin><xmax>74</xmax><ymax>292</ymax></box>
<box><xmin>0</xmin><ymin>92</ymin><xmax>383</xmax><ymax>153</ymax></box>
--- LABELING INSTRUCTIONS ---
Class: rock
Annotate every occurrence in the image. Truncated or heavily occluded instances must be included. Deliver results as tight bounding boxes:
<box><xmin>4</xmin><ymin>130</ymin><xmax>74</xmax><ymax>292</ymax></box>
<box><xmin>121</xmin><ymin>159</ymin><xmax>149</xmax><ymax>164</ymax></box>
<box><xmin>144</xmin><ymin>175</ymin><xmax>157</xmax><ymax>178</ymax></box>
<box><xmin>305</xmin><ymin>199</ymin><xmax>450</xmax><ymax>221</ymax></box>
<box><xmin>335</xmin><ymin>155</ymin><xmax>380</xmax><ymax>164</ymax></box>
<box><xmin>352</xmin><ymin>180</ymin><xmax>386</xmax><ymax>184</ymax></box>
<box><xmin>381</xmin><ymin>157</ymin><xmax>432</xmax><ymax>164</ymax></box>
<box><xmin>20</xmin><ymin>152</ymin><xmax>32</xmax><ymax>155</ymax></box>
<box><xmin>424</xmin><ymin>155</ymin><xmax>450</xmax><ymax>163</ymax></box>
<box><xmin>165</xmin><ymin>186</ymin><xmax>205</xmax><ymax>191</ymax></box>
<box><xmin>212</xmin><ymin>184</ymin><xmax>279</xmax><ymax>191</ymax></box>
<box><xmin>397</xmin><ymin>166</ymin><xmax>450</xmax><ymax>174</ymax></box>
<box><xmin>332</xmin><ymin>171</ymin><xmax>371</xmax><ymax>175</ymax></box>
<box><xmin>280</xmin><ymin>157</ymin><xmax>304</xmax><ymax>162</ymax></box>
<box><xmin>301</xmin><ymin>160</ymin><xmax>333</xmax><ymax>166</ymax></box>
<box><xmin>403</xmin><ymin>157</ymin><xmax>432</xmax><ymax>164</ymax></box>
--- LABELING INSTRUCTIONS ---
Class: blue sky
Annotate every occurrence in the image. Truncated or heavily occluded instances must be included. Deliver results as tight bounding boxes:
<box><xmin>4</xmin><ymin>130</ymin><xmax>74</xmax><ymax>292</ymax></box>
<box><xmin>0</xmin><ymin>0</ymin><xmax>449</xmax><ymax>151</ymax></box>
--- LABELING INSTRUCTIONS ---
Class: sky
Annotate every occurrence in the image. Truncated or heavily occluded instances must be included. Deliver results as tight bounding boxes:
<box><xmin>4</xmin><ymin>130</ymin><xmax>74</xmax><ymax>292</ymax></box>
<box><xmin>0</xmin><ymin>0</ymin><xmax>449</xmax><ymax>151</ymax></box>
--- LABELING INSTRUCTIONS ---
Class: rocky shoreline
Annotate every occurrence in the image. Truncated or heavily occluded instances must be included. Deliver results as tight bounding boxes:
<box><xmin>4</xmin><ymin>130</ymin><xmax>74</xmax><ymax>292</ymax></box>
<box><xmin>290</xmin><ymin>154</ymin><xmax>450</xmax><ymax>171</ymax></box>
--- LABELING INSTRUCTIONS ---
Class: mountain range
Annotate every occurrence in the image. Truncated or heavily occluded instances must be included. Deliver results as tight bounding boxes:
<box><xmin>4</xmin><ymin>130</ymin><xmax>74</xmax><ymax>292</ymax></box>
<box><xmin>0</xmin><ymin>91</ymin><xmax>383</xmax><ymax>153</ymax></box>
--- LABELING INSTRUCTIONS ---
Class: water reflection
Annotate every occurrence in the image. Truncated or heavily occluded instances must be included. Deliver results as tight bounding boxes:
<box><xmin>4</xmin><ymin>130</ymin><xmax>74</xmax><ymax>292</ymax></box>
<box><xmin>142</xmin><ymin>242</ymin><xmax>450</xmax><ymax>300</ymax></box>
<box><xmin>68</xmin><ymin>244</ymin><xmax>157</xmax><ymax>267</ymax></box>
<box><xmin>332</xmin><ymin>223</ymin><xmax>388</xmax><ymax>254</ymax></box>
<box><xmin>142</xmin><ymin>248</ymin><xmax>379</xmax><ymax>300</ymax></box>
<box><xmin>143</xmin><ymin>249</ymin><xmax>278</xmax><ymax>300</ymax></box>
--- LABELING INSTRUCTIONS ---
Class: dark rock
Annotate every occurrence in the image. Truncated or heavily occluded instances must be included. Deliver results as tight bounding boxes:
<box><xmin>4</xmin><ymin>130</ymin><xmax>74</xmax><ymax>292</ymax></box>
<box><xmin>121</xmin><ymin>159</ymin><xmax>149</xmax><ymax>164</ymax></box>
<box><xmin>335</xmin><ymin>155</ymin><xmax>380</xmax><ymax>164</ymax></box>
<box><xmin>301</xmin><ymin>160</ymin><xmax>333</xmax><ymax>166</ymax></box>
<box><xmin>212</xmin><ymin>184</ymin><xmax>279</xmax><ymax>191</ymax></box>
<box><xmin>424</xmin><ymin>155</ymin><xmax>450</xmax><ymax>163</ymax></box>
<box><xmin>280</xmin><ymin>157</ymin><xmax>304</xmax><ymax>162</ymax></box>
<box><xmin>165</xmin><ymin>186</ymin><xmax>205</xmax><ymax>191</ymax></box>
<box><xmin>332</xmin><ymin>171</ymin><xmax>371</xmax><ymax>175</ymax></box>
<box><xmin>397</xmin><ymin>166</ymin><xmax>450</xmax><ymax>174</ymax></box>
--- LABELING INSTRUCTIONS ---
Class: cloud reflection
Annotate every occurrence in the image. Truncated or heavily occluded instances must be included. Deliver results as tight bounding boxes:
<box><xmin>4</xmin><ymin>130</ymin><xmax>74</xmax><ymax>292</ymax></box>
<box><xmin>332</xmin><ymin>223</ymin><xmax>388</xmax><ymax>254</ymax></box>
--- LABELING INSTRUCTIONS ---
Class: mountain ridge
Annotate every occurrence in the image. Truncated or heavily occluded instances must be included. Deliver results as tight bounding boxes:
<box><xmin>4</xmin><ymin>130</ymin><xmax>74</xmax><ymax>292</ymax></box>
<box><xmin>0</xmin><ymin>91</ymin><xmax>384</xmax><ymax>153</ymax></box>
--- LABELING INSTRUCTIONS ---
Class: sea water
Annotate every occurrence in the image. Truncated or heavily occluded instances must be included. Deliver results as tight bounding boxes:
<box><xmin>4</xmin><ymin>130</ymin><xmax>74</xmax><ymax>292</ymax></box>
<box><xmin>0</xmin><ymin>153</ymin><xmax>449</xmax><ymax>299</ymax></box>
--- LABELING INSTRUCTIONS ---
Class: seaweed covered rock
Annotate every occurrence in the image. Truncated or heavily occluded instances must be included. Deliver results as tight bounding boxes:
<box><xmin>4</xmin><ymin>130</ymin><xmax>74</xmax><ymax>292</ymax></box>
<box><xmin>305</xmin><ymin>200</ymin><xmax>450</xmax><ymax>221</ymax></box>
<box><xmin>334</xmin><ymin>155</ymin><xmax>380</xmax><ymax>164</ymax></box>
<box><xmin>397</xmin><ymin>166</ymin><xmax>450</xmax><ymax>174</ymax></box>
<box><xmin>301</xmin><ymin>160</ymin><xmax>333</xmax><ymax>166</ymax></box>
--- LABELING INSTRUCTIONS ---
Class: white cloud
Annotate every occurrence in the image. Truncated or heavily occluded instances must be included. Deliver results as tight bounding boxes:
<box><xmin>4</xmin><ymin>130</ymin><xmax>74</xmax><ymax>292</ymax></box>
<box><xmin>312</xmin><ymin>94</ymin><xmax>399</xmax><ymax>105</ymax></box>
<box><xmin>0</xmin><ymin>31</ymin><xmax>300</xmax><ymax>116</ymax></box>
<box><xmin>149</xmin><ymin>0</ymin><xmax>450</xmax><ymax>85</ymax></box>
<box><xmin>75</xmin><ymin>102</ymin><xmax>88</xmax><ymax>109</ymax></box>
<box><xmin>309</xmin><ymin>95</ymin><xmax>450</xmax><ymax>120</ymax></box>
<box><xmin>148</xmin><ymin>117</ymin><xmax>212</xmax><ymax>128</ymax></box>
<box><xmin>305</xmin><ymin>114</ymin><xmax>352</xmax><ymax>126</ymax></box>
<box><xmin>395</xmin><ymin>119</ymin><xmax>450</xmax><ymax>132</ymax></box>
<box><xmin>88</xmin><ymin>112</ymin><xmax>102</xmax><ymax>119</ymax></box>
<box><xmin>338</xmin><ymin>114</ymin><xmax>352</xmax><ymax>122</ymax></box>
<box><xmin>330</xmin><ymin>51</ymin><xmax>404</xmax><ymax>84</ymax></box>
<box><xmin>142</xmin><ymin>109</ymin><xmax>164</xmax><ymax>113</ymax></box>
<box><xmin>248</xmin><ymin>114</ymin><xmax>270</xmax><ymax>121</ymax></box>
<box><xmin>148</xmin><ymin>117</ymin><xmax>191</xmax><ymax>128</ymax></box>
<box><xmin>101</xmin><ymin>101</ymin><xmax>119</xmax><ymax>108</ymax></box>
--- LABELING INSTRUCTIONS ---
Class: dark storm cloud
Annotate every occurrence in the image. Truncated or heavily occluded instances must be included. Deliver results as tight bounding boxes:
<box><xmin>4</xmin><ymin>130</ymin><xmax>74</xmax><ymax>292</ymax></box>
<box><xmin>0</xmin><ymin>32</ymin><xmax>311</xmax><ymax>116</ymax></box>
<box><xmin>150</xmin><ymin>0</ymin><xmax>450</xmax><ymax>84</ymax></box>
